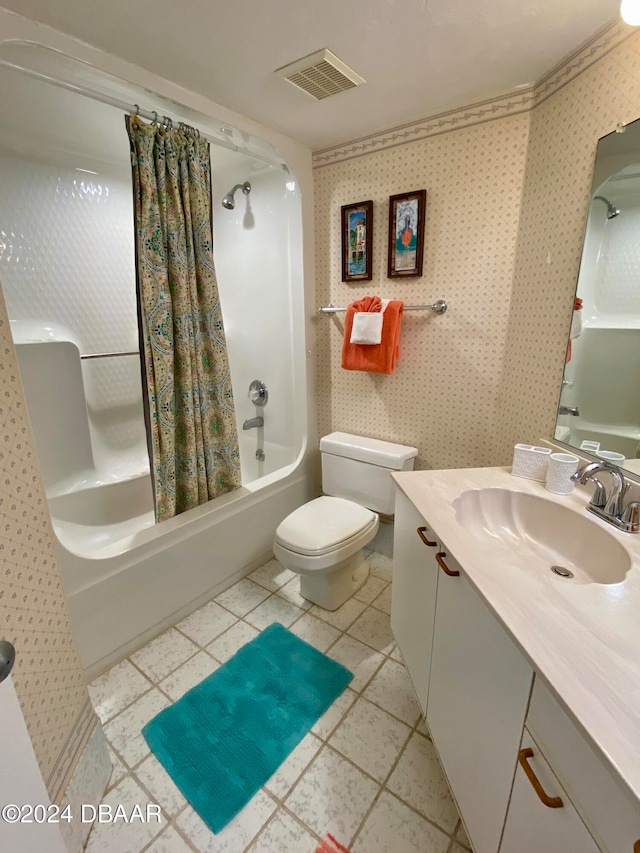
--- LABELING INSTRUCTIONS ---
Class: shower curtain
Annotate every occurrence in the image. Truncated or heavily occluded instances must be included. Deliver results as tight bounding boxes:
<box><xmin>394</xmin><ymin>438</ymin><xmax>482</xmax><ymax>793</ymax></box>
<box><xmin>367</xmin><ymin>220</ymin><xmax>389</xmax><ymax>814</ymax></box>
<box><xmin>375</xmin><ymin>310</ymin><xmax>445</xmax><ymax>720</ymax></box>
<box><xmin>126</xmin><ymin>115</ymin><xmax>241</xmax><ymax>522</ymax></box>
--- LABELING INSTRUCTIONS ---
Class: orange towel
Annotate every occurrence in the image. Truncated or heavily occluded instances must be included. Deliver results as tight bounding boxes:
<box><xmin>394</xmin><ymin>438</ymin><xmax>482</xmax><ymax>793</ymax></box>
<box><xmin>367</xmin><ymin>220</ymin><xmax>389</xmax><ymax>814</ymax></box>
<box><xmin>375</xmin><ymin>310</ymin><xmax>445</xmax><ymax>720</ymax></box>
<box><xmin>315</xmin><ymin>834</ymin><xmax>351</xmax><ymax>853</ymax></box>
<box><xmin>341</xmin><ymin>297</ymin><xmax>404</xmax><ymax>374</ymax></box>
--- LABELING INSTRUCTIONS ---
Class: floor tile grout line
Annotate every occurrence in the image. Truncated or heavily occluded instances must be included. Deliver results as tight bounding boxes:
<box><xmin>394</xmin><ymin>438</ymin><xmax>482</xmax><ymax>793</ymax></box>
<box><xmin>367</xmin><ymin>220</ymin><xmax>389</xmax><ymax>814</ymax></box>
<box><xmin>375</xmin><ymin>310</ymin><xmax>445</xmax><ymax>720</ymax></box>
<box><xmin>347</xmin><ymin>718</ymin><xmax>459</xmax><ymax>850</ymax></box>
<box><xmin>139</xmin><ymin>817</ymin><xmax>199</xmax><ymax>853</ymax></box>
<box><xmin>86</xmin><ymin>766</ymin><xmax>174</xmax><ymax>853</ymax></box>
<box><xmin>377</xmin><ymin>713</ymin><xmax>462</xmax><ymax>842</ymax></box>
<box><xmin>240</xmin><ymin>788</ymin><xmax>324</xmax><ymax>852</ymax></box>
<box><xmin>99</xmin><ymin>622</ymin><xmax>234</xmax><ymax>718</ymax></box>
<box><xmin>445</xmin><ymin>838</ymin><xmax>457</xmax><ymax>853</ymax></box>
<box><xmin>350</xmin><ymin>701</ymin><xmax>440</xmax><ymax>844</ymax></box>
<box><xmin>94</xmin><ymin>681</ymin><xmax>155</xmax><ymax>728</ymax></box>
<box><xmin>237</xmin><ymin>788</ymin><xmax>283</xmax><ymax>852</ymax></box>
<box><xmin>100</xmin><ymin>759</ymin><xmax>198</xmax><ymax>852</ymax></box>
<box><xmin>128</xmin><ymin>640</ymin><xmax>205</xmax><ymax>687</ymax></box>
<box><xmin>89</xmin><ymin>656</ymin><xmax>157</xmax><ymax>699</ymax></box>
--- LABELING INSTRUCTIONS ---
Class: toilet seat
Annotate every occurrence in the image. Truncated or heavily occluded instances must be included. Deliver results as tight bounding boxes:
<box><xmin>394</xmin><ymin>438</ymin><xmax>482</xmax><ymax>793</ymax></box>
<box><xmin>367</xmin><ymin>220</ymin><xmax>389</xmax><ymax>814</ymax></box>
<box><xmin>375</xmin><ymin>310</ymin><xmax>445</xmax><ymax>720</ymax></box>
<box><xmin>275</xmin><ymin>496</ymin><xmax>376</xmax><ymax>556</ymax></box>
<box><xmin>273</xmin><ymin>496</ymin><xmax>379</xmax><ymax>575</ymax></box>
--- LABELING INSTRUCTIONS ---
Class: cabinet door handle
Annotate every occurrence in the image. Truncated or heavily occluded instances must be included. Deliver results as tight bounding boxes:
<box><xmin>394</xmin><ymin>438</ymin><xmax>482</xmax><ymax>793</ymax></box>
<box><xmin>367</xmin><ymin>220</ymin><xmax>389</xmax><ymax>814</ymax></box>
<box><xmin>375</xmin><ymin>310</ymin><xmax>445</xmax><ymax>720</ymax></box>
<box><xmin>435</xmin><ymin>551</ymin><xmax>460</xmax><ymax>577</ymax></box>
<box><xmin>416</xmin><ymin>526</ymin><xmax>437</xmax><ymax>547</ymax></box>
<box><xmin>517</xmin><ymin>747</ymin><xmax>563</xmax><ymax>809</ymax></box>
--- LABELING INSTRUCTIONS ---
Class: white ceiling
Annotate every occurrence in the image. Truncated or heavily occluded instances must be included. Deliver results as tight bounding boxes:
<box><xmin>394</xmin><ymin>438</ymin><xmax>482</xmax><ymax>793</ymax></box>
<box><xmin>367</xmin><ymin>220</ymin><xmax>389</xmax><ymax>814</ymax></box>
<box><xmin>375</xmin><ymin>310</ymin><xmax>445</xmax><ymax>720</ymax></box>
<box><xmin>0</xmin><ymin>0</ymin><xmax>623</xmax><ymax>150</ymax></box>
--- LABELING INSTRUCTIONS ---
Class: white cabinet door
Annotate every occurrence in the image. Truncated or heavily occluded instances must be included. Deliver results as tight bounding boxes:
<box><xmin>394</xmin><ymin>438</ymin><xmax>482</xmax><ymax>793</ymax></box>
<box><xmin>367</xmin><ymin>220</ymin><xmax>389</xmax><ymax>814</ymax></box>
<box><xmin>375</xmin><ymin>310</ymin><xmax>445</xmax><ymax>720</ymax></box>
<box><xmin>426</xmin><ymin>549</ymin><xmax>533</xmax><ymax>853</ymax></box>
<box><xmin>500</xmin><ymin>731</ymin><xmax>601</xmax><ymax>853</ymax></box>
<box><xmin>390</xmin><ymin>489</ymin><xmax>439</xmax><ymax>715</ymax></box>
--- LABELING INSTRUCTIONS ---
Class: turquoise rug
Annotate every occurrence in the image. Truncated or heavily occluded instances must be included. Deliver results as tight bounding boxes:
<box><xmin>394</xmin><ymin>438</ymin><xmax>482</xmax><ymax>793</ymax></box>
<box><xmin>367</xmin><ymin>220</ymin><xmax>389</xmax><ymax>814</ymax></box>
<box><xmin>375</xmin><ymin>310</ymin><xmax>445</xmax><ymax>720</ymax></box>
<box><xmin>142</xmin><ymin>622</ymin><xmax>353</xmax><ymax>833</ymax></box>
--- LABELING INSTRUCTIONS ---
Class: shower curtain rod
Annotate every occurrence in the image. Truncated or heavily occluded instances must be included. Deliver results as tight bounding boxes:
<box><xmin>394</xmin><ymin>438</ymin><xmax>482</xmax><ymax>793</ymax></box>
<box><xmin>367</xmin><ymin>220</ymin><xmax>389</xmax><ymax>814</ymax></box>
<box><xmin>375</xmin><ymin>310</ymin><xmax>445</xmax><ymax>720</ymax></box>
<box><xmin>0</xmin><ymin>58</ymin><xmax>287</xmax><ymax>170</ymax></box>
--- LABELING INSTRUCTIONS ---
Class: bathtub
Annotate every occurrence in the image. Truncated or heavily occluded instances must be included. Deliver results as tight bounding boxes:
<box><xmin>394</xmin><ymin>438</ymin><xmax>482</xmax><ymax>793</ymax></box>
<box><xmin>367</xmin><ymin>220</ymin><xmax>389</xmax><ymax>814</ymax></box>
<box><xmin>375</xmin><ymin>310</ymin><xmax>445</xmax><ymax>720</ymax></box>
<box><xmin>569</xmin><ymin>423</ymin><xmax>640</xmax><ymax>459</ymax></box>
<box><xmin>13</xmin><ymin>339</ymin><xmax>311</xmax><ymax>678</ymax></box>
<box><xmin>51</xmin><ymin>448</ymin><xmax>312</xmax><ymax>678</ymax></box>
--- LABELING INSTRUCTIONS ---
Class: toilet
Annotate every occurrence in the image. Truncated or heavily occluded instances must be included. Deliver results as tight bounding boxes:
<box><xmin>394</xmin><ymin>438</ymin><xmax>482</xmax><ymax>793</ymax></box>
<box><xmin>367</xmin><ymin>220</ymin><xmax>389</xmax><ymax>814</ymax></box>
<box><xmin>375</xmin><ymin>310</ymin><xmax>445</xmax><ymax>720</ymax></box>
<box><xmin>273</xmin><ymin>432</ymin><xmax>418</xmax><ymax>610</ymax></box>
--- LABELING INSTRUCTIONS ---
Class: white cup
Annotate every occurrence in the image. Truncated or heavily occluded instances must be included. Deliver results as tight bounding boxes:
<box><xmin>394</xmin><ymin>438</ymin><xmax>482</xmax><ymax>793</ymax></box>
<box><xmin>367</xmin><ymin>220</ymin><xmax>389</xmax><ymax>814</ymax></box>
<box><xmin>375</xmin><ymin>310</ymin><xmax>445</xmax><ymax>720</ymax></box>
<box><xmin>545</xmin><ymin>452</ymin><xmax>580</xmax><ymax>495</ymax></box>
<box><xmin>596</xmin><ymin>450</ymin><xmax>626</xmax><ymax>466</ymax></box>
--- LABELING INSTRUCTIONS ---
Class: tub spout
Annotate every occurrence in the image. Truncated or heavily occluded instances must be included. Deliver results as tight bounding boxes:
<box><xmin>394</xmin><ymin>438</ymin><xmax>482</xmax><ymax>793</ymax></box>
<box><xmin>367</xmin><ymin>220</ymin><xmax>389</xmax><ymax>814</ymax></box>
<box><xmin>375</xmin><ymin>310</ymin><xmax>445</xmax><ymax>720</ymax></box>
<box><xmin>243</xmin><ymin>416</ymin><xmax>264</xmax><ymax>430</ymax></box>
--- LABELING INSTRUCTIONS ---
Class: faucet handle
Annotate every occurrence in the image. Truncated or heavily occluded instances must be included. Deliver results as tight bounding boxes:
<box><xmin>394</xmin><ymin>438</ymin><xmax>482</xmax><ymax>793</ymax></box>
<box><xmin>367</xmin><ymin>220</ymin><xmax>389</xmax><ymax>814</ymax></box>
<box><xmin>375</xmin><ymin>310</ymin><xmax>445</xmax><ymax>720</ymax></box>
<box><xmin>588</xmin><ymin>476</ymin><xmax>607</xmax><ymax>510</ymax></box>
<box><xmin>621</xmin><ymin>501</ymin><xmax>640</xmax><ymax>533</ymax></box>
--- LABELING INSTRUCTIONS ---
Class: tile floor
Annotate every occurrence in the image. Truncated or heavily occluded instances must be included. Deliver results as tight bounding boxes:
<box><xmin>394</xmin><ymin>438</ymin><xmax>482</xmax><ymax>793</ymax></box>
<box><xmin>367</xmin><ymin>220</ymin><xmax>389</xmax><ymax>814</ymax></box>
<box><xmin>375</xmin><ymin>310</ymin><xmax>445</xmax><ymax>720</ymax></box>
<box><xmin>85</xmin><ymin>551</ymin><xmax>471</xmax><ymax>853</ymax></box>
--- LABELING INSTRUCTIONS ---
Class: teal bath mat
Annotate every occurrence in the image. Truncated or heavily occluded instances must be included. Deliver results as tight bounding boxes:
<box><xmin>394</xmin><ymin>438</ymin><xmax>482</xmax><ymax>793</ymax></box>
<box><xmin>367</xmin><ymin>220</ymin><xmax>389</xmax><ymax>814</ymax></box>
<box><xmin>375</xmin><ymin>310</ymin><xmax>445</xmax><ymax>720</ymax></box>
<box><xmin>142</xmin><ymin>622</ymin><xmax>353</xmax><ymax>833</ymax></box>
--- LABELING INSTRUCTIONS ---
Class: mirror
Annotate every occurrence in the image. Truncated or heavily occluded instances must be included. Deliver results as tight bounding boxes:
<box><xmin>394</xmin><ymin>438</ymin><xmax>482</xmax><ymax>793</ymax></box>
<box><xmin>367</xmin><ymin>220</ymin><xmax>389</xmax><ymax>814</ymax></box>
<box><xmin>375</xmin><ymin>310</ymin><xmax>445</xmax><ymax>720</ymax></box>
<box><xmin>555</xmin><ymin>117</ymin><xmax>640</xmax><ymax>477</ymax></box>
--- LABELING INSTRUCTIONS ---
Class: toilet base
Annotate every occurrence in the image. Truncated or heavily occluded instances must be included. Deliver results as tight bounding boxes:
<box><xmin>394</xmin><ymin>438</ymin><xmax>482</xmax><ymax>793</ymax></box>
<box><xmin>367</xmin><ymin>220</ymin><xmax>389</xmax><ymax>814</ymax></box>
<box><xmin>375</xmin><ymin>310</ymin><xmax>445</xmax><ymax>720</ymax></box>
<box><xmin>299</xmin><ymin>550</ymin><xmax>370</xmax><ymax>611</ymax></box>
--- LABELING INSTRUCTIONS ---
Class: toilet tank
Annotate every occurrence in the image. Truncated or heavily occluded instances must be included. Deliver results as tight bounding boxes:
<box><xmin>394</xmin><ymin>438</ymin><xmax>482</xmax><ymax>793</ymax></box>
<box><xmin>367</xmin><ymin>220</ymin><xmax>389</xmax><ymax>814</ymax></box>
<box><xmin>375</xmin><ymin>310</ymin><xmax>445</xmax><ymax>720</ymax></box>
<box><xmin>319</xmin><ymin>432</ymin><xmax>418</xmax><ymax>515</ymax></box>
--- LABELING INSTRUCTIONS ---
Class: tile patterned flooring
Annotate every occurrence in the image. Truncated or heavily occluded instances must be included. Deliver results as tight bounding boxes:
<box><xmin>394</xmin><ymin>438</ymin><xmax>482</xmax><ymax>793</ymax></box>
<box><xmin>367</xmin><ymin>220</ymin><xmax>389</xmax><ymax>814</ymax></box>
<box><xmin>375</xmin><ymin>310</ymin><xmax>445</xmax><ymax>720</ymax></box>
<box><xmin>85</xmin><ymin>552</ymin><xmax>471</xmax><ymax>853</ymax></box>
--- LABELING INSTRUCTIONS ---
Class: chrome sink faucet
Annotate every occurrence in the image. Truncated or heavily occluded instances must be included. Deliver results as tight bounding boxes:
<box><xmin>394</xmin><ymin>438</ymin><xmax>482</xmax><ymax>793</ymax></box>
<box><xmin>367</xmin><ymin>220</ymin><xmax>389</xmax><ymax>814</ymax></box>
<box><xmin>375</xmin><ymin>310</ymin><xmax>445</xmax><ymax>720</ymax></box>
<box><xmin>570</xmin><ymin>462</ymin><xmax>640</xmax><ymax>533</ymax></box>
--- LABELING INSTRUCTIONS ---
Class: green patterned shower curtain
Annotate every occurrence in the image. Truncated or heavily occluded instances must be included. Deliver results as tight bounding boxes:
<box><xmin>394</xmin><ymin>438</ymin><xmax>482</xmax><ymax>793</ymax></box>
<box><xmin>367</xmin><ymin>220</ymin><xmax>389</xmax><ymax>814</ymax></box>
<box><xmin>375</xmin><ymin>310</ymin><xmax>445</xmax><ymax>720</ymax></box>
<box><xmin>126</xmin><ymin>115</ymin><xmax>241</xmax><ymax>522</ymax></box>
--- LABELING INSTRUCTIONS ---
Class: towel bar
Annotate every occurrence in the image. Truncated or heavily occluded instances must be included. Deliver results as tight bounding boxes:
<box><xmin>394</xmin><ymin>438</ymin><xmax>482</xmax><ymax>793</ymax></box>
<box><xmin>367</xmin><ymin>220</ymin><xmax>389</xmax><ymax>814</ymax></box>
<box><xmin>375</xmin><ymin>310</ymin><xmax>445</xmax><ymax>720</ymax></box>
<box><xmin>318</xmin><ymin>299</ymin><xmax>447</xmax><ymax>315</ymax></box>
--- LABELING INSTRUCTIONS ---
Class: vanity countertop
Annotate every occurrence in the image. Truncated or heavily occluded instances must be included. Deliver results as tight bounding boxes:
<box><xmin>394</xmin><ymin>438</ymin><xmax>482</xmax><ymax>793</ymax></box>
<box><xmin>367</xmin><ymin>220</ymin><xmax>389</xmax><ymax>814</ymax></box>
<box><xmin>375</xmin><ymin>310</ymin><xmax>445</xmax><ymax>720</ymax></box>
<box><xmin>392</xmin><ymin>466</ymin><xmax>640</xmax><ymax>805</ymax></box>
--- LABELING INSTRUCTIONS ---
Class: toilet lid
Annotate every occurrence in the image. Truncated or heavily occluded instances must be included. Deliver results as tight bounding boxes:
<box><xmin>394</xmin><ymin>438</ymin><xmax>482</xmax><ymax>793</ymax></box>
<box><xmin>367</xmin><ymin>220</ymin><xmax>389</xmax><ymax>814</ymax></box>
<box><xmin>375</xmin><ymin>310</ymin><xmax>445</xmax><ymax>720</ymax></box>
<box><xmin>275</xmin><ymin>496</ymin><xmax>377</xmax><ymax>556</ymax></box>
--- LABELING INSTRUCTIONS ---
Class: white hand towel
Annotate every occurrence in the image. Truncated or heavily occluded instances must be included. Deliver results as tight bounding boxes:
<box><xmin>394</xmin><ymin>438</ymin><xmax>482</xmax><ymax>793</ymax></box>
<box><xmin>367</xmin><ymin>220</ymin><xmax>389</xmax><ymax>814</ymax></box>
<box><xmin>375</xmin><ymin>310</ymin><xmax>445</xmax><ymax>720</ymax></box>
<box><xmin>350</xmin><ymin>299</ymin><xmax>390</xmax><ymax>345</ymax></box>
<box><xmin>570</xmin><ymin>309</ymin><xmax>582</xmax><ymax>339</ymax></box>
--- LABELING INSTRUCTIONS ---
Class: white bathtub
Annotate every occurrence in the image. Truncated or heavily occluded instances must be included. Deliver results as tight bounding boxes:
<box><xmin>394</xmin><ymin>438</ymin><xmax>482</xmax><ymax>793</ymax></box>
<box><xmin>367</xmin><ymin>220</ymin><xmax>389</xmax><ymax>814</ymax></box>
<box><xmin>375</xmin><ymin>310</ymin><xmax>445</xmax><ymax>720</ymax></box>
<box><xmin>51</xmin><ymin>450</ymin><xmax>312</xmax><ymax>678</ymax></box>
<box><xmin>569</xmin><ymin>423</ymin><xmax>640</xmax><ymax>459</ymax></box>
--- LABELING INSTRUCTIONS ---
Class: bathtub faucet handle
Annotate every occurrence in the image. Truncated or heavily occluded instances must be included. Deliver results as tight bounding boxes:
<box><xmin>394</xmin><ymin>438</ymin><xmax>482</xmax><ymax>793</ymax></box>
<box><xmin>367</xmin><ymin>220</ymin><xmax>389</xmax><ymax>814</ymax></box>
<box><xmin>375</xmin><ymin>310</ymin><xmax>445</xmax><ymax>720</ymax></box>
<box><xmin>248</xmin><ymin>380</ymin><xmax>268</xmax><ymax>407</ymax></box>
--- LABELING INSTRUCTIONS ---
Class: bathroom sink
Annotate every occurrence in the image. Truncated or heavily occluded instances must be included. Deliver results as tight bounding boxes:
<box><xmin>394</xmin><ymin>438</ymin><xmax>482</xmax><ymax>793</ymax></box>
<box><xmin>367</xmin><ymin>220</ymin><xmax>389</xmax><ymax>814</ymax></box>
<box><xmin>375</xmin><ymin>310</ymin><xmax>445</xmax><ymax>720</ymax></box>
<box><xmin>453</xmin><ymin>488</ymin><xmax>631</xmax><ymax>585</ymax></box>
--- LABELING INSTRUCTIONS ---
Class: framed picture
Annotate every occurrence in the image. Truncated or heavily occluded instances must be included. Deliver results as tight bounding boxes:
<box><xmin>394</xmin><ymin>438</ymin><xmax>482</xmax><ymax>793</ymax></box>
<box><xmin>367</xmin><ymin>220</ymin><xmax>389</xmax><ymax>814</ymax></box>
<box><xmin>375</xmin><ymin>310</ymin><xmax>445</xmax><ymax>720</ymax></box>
<box><xmin>387</xmin><ymin>189</ymin><xmax>426</xmax><ymax>278</ymax></box>
<box><xmin>341</xmin><ymin>200</ymin><xmax>373</xmax><ymax>282</ymax></box>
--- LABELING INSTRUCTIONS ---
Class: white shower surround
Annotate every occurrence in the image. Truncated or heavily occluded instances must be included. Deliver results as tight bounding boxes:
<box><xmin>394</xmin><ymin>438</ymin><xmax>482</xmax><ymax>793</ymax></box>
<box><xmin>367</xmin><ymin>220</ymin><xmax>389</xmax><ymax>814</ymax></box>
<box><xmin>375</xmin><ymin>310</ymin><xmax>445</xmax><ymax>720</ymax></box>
<box><xmin>560</xmin><ymin>167</ymin><xmax>640</xmax><ymax>460</ymax></box>
<box><xmin>0</xmin><ymin>29</ymin><xmax>315</xmax><ymax>676</ymax></box>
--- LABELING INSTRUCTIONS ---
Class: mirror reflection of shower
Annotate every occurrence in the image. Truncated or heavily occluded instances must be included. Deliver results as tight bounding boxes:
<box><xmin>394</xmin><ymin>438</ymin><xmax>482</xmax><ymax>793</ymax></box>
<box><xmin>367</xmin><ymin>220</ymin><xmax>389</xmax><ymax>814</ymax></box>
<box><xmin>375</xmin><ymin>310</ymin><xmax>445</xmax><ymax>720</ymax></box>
<box><xmin>593</xmin><ymin>195</ymin><xmax>620</xmax><ymax>219</ymax></box>
<box><xmin>221</xmin><ymin>181</ymin><xmax>251</xmax><ymax>209</ymax></box>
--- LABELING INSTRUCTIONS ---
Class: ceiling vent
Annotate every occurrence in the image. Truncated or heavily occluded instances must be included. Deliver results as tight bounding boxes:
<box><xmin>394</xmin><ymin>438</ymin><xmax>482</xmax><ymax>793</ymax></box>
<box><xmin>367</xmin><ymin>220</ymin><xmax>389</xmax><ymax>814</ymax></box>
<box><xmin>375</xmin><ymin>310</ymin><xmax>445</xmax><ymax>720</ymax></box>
<box><xmin>275</xmin><ymin>49</ymin><xmax>365</xmax><ymax>101</ymax></box>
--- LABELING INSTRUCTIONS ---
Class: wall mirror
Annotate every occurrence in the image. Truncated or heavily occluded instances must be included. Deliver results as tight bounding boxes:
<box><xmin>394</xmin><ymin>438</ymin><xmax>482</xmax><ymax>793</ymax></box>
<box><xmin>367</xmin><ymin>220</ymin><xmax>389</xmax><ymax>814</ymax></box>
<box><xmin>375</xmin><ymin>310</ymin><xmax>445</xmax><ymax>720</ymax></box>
<box><xmin>554</xmin><ymin>116</ymin><xmax>640</xmax><ymax>477</ymax></box>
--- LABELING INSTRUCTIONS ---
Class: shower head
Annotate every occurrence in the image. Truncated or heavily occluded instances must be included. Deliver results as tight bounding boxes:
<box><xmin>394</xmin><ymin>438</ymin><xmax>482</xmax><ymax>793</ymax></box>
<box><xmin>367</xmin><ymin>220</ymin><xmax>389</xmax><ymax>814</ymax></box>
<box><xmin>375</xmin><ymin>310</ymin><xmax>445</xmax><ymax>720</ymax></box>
<box><xmin>593</xmin><ymin>195</ymin><xmax>620</xmax><ymax>219</ymax></box>
<box><xmin>221</xmin><ymin>181</ymin><xmax>251</xmax><ymax>210</ymax></box>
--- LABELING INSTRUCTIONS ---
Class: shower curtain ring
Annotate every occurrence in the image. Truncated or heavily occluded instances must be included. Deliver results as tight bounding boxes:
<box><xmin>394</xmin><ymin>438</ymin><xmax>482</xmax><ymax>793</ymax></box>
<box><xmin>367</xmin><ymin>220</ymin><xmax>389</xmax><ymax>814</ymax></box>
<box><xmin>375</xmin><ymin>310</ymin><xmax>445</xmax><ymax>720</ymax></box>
<box><xmin>151</xmin><ymin>111</ymin><xmax>158</xmax><ymax>125</ymax></box>
<box><xmin>133</xmin><ymin>104</ymin><xmax>140</xmax><ymax>116</ymax></box>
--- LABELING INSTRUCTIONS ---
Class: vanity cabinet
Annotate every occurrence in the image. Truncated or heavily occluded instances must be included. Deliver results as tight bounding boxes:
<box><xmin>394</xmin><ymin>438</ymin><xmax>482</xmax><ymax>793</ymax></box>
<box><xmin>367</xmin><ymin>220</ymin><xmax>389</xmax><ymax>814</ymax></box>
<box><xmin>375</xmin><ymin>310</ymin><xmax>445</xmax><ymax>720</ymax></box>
<box><xmin>392</xmin><ymin>484</ymin><xmax>640</xmax><ymax>853</ymax></box>
<box><xmin>426</xmin><ymin>547</ymin><xmax>533</xmax><ymax>853</ymax></box>
<box><xmin>390</xmin><ymin>489</ymin><xmax>439</xmax><ymax>715</ymax></box>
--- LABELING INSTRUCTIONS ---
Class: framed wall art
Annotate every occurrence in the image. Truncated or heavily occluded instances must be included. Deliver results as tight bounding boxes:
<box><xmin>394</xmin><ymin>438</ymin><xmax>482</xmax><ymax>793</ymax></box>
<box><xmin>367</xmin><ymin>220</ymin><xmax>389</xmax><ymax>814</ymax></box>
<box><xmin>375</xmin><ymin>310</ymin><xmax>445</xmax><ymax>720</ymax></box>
<box><xmin>387</xmin><ymin>189</ymin><xmax>426</xmax><ymax>278</ymax></box>
<box><xmin>341</xmin><ymin>199</ymin><xmax>373</xmax><ymax>282</ymax></box>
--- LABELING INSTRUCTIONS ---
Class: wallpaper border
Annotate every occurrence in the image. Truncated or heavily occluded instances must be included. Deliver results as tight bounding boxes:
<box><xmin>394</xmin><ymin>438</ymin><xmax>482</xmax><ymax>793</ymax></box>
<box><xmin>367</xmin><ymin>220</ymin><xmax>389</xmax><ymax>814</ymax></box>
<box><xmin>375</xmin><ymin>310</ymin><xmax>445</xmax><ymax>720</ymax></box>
<box><xmin>312</xmin><ymin>17</ymin><xmax>633</xmax><ymax>168</ymax></box>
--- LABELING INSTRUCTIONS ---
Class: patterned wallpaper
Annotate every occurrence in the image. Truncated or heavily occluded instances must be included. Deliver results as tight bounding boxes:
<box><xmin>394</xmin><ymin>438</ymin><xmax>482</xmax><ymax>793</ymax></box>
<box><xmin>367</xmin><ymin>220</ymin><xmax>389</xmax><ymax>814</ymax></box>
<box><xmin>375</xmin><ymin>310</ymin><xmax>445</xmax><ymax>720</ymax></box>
<box><xmin>313</xmin><ymin>20</ymin><xmax>640</xmax><ymax>470</ymax></box>
<box><xmin>0</xmin><ymin>282</ymin><xmax>96</xmax><ymax>803</ymax></box>
<box><xmin>314</xmin><ymin>114</ymin><xmax>530</xmax><ymax>470</ymax></box>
